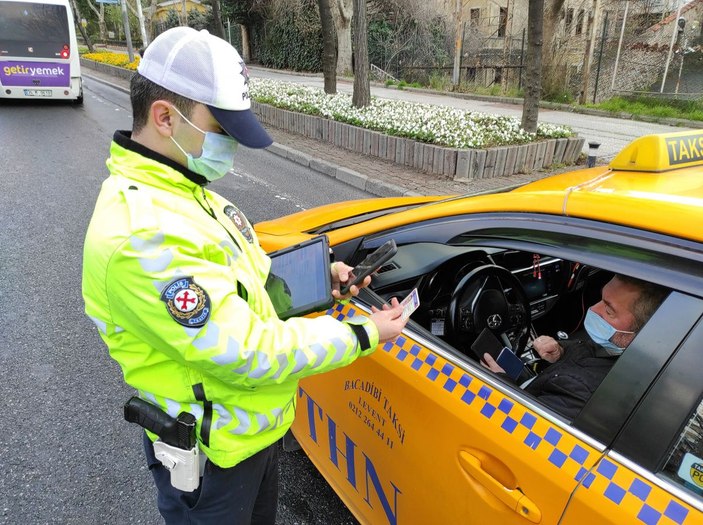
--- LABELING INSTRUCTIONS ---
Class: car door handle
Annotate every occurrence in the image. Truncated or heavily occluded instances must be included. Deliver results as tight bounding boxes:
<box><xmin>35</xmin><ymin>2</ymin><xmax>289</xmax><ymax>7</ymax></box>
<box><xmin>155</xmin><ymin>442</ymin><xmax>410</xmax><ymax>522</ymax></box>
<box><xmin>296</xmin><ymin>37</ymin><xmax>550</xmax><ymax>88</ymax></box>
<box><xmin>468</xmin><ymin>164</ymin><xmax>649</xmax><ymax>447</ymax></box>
<box><xmin>459</xmin><ymin>451</ymin><xmax>541</xmax><ymax>523</ymax></box>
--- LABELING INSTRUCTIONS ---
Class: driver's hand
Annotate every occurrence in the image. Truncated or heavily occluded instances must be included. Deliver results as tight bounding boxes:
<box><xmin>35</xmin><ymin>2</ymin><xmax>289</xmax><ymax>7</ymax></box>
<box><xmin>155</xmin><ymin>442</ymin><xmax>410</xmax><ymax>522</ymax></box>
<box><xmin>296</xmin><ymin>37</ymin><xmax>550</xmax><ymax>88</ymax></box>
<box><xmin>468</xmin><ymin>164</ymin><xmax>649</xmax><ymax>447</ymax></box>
<box><xmin>532</xmin><ymin>336</ymin><xmax>563</xmax><ymax>363</ymax></box>
<box><xmin>481</xmin><ymin>353</ymin><xmax>505</xmax><ymax>374</ymax></box>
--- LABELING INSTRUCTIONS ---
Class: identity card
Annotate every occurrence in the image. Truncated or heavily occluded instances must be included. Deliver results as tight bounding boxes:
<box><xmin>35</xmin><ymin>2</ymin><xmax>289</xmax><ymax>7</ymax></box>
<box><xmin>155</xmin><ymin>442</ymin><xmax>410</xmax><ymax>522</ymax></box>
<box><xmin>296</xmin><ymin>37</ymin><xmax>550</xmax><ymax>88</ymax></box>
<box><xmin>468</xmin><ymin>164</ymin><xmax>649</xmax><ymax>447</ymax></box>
<box><xmin>400</xmin><ymin>288</ymin><xmax>420</xmax><ymax>321</ymax></box>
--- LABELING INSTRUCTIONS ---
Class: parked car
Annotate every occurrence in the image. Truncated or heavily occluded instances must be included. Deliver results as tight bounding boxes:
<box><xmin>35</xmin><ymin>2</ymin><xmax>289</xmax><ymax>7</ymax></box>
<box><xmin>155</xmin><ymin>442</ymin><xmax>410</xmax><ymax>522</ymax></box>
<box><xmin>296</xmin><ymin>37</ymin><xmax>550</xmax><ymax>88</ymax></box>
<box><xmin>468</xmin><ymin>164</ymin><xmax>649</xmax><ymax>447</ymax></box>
<box><xmin>255</xmin><ymin>130</ymin><xmax>703</xmax><ymax>525</ymax></box>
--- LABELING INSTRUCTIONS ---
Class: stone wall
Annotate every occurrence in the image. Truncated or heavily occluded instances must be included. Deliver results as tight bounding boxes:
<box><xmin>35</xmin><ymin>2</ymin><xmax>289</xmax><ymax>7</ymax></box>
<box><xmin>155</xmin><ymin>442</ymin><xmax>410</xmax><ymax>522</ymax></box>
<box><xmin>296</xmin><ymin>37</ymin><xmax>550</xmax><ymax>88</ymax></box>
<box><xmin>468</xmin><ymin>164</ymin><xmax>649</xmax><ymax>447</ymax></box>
<box><xmin>253</xmin><ymin>103</ymin><xmax>584</xmax><ymax>181</ymax></box>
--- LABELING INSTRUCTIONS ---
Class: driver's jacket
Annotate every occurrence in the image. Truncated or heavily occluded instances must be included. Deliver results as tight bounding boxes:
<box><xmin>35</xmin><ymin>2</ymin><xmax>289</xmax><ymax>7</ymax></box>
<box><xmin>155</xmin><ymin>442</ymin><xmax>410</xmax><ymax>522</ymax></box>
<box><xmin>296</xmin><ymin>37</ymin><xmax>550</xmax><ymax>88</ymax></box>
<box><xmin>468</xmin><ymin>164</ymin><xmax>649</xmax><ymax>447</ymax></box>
<box><xmin>82</xmin><ymin>132</ymin><xmax>379</xmax><ymax>468</ymax></box>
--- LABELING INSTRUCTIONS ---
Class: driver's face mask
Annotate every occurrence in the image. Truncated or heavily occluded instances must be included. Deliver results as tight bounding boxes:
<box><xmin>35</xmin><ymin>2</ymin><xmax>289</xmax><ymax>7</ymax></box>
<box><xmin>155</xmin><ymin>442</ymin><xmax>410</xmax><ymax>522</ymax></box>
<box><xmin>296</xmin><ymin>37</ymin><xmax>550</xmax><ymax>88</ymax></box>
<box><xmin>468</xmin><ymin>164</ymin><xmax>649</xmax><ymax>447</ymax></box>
<box><xmin>170</xmin><ymin>106</ymin><xmax>239</xmax><ymax>182</ymax></box>
<box><xmin>584</xmin><ymin>309</ymin><xmax>634</xmax><ymax>356</ymax></box>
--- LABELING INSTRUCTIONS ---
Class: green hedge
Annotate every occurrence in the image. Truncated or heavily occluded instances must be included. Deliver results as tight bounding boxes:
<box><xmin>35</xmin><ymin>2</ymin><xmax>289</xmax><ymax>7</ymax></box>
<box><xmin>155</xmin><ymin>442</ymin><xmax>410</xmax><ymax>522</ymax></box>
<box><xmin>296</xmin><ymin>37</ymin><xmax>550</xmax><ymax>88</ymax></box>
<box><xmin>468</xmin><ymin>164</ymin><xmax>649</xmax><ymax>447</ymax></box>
<box><xmin>256</xmin><ymin>2</ymin><xmax>322</xmax><ymax>72</ymax></box>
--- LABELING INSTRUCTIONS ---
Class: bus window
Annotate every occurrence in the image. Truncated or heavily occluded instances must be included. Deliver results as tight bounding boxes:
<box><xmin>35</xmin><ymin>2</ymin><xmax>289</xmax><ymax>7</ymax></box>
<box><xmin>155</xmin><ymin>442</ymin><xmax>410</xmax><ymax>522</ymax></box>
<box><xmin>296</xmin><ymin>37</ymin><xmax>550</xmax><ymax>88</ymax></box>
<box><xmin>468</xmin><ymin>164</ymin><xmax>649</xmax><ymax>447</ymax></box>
<box><xmin>0</xmin><ymin>1</ymin><xmax>70</xmax><ymax>58</ymax></box>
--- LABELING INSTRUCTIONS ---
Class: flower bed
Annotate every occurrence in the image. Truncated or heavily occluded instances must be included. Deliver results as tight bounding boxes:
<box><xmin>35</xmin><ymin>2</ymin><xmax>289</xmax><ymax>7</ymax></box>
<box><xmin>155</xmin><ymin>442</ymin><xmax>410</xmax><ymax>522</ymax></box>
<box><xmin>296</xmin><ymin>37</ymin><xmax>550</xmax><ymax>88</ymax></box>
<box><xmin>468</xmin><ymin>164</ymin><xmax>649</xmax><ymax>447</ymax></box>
<box><xmin>82</xmin><ymin>50</ymin><xmax>140</xmax><ymax>71</ymax></box>
<box><xmin>250</xmin><ymin>79</ymin><xmax>573</xmax><ymax>149</ymax></box>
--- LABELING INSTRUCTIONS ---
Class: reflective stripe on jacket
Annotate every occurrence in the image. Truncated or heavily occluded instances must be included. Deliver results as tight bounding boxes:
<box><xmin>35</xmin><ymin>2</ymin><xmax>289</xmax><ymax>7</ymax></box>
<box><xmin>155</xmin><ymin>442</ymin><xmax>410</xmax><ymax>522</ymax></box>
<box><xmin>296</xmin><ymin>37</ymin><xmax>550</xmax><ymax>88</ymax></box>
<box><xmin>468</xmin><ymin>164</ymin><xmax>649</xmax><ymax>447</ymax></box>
<box><xmin>82</xmin><ymin>134</ymin><xmax>379</xmax><ymax>468</ymax></box>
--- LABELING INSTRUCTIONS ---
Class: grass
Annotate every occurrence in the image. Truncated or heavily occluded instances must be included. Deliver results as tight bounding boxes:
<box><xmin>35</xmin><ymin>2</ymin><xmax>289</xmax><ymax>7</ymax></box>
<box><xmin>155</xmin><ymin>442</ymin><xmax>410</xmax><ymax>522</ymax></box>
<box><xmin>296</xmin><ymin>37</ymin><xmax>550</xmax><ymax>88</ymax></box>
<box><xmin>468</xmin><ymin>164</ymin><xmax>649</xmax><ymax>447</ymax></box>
<box><xmin>383</xmin><ymin>79</ymin><xmax>423</xmax><ymax>89</ymax></box>
<box><xmin>588</xmin><ymin>96</ymin><xmax>703</xmax><ymax>122</ymax></box>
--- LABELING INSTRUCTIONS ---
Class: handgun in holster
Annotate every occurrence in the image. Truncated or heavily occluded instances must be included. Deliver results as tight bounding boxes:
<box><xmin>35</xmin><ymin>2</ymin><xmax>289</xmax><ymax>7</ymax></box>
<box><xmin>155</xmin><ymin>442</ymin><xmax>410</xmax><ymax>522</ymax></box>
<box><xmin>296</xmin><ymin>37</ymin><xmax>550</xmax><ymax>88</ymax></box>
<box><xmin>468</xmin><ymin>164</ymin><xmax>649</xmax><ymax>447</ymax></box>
<box><xmin>124</xmin><ymin>396</ymin><xmax>202</xmax><ymax>492</ymax></box>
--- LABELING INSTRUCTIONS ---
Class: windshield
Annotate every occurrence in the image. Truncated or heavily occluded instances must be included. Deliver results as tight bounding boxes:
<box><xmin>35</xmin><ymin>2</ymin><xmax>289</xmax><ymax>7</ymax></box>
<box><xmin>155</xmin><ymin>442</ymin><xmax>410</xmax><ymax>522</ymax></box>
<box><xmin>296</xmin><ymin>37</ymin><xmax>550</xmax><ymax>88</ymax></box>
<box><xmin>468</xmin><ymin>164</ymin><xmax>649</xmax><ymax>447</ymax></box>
<box><xmin>0</xmin><ymin>1</ymin><xmax>70</xmax><ymax>58</ymax></box>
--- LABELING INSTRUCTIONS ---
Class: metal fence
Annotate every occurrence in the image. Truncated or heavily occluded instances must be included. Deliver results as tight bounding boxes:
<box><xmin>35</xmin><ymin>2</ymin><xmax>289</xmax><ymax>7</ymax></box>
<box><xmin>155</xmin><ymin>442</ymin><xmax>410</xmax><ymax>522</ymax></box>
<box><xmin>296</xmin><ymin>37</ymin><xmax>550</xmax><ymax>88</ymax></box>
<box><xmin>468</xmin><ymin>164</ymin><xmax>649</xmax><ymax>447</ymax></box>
<box><xmin>396</xmin><ymin>14</ymin><xmax>527</xmax><ymax>92</ymax></box>
<box><xmin>590</xmin><ymin>4</ymin><xmax>703</xmax><ymax>103</ymax></box>
<box><xmin>391</xmin><ymin>6</ymin><xmax>703</xmax><ymax>104</ymax></box>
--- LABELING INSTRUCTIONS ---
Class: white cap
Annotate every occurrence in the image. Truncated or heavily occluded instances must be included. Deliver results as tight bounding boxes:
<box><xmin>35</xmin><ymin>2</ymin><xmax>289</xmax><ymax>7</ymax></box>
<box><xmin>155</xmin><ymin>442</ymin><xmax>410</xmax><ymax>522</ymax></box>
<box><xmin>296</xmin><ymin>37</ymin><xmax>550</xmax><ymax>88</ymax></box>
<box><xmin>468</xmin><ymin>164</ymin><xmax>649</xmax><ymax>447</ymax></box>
<box><xmin>138</xmin><ymin>27</ymin><xmax>272</xmax><ymax>149</ymax></box>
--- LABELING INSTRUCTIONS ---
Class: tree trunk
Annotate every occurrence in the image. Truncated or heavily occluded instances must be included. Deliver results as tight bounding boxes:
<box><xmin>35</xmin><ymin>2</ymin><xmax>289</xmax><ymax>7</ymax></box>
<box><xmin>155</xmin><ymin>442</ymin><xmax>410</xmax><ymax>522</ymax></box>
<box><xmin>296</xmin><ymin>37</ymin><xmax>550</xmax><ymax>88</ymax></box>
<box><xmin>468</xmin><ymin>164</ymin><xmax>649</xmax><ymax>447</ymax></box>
<box><xmin>240</xmin><ymin>24</ymin><xmax>251</xmax><ymax>61</ymax></box>
<box><xmin>210</xmin><ymin>0</ymin><xmax>225</xmax><ymax>39</ymax></box>
<box><xmin>318</xmin><ymin>0</ymin><xmax>337</xmax><ymax>94</ymax></box>
<box><xmin>86</xmin><ymin>1</ymin><xmax>107</xmax><ymax>43</ymax></box>
<box><xmin>146</xmin><ymin>0</ymin><xmax>157</xmax><ymax>41</ymax></box>
<box><xmin>332</xmin><ymin>0</ymin><xmax>353</xmax><ymax>76</ymax></box>
<box><xmin>521</xmin><ymin>0</ymin><xmax>544</xmax><ymax>133</ymax></box>
<box><xmin>69</xmin><ymin>0</ymin><xmax>94</xmax><ymax>51</ymax></box>
<box><xmin>352</xmin><ymin>0</ymin><xmax>370</xmax><ymax>107</ymax></box>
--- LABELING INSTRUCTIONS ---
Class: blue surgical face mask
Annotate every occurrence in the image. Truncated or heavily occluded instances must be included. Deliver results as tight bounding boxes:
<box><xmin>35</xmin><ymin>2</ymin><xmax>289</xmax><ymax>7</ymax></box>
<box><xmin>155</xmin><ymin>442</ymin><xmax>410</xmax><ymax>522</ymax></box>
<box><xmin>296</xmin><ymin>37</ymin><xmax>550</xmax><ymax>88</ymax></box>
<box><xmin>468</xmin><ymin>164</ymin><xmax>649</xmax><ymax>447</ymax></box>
<box><xmin>584</xmin><ymin>309</ymin><xmax>634</xmax><ymax>355</ymax></box>
<box><xmin>170</xmin><ymin>106</ymin><xmax>238</xmax><ymax>182</ymax></box>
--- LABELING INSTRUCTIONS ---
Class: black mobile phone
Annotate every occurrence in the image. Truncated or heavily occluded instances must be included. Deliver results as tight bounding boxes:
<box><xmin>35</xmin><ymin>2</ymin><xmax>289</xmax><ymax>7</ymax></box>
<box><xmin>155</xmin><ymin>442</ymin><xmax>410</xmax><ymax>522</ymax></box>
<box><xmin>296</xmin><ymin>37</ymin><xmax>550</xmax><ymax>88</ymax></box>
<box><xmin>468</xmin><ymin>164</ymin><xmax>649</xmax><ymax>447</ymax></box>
<box><xmin>340</xmin><ymin>240</ymin><xmax>398</xmax><ymax>295</ymax></box>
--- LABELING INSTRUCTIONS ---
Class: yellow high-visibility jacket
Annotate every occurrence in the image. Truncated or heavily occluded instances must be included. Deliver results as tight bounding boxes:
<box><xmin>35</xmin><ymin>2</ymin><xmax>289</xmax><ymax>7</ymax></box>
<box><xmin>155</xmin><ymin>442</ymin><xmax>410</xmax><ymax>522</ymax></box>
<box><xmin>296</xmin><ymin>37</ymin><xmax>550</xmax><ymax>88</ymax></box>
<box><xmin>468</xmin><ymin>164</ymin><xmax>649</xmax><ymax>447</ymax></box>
<box><xmin>82</xmin><ymin>132</ymin><xmax>379</xmax><ymax>468</ymax></box>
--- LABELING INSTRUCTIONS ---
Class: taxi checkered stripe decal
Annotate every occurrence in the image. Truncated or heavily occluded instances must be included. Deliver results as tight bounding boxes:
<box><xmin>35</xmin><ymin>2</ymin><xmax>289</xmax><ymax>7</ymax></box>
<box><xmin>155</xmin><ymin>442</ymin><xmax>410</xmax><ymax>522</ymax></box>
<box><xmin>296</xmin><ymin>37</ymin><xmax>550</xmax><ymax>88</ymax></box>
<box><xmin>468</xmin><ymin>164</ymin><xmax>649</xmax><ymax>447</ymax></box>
<box><xmin>384</xmin><ymin>335</ymin><xmax>593</xmax><ymax>479</ymax></box>
<box><xmin>583</xmin><ymin>459</ymin><xmax>689</xmax><ymax>525</ymax></box>
<box><xmin>326</xmin><ymin>304</ymin><xmax>693</xmax><ymax>524</ymax></box>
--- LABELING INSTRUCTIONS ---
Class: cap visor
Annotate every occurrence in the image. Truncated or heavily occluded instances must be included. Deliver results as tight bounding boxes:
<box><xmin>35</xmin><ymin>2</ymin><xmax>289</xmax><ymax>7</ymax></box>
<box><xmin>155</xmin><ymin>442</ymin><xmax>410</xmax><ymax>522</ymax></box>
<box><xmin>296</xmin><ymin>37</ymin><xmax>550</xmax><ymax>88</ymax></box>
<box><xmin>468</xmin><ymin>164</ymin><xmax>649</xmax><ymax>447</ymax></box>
<box><xmin>208</xmin><ymin>105</ymin><xmax>273</xmax><ymax>149</ymax></box>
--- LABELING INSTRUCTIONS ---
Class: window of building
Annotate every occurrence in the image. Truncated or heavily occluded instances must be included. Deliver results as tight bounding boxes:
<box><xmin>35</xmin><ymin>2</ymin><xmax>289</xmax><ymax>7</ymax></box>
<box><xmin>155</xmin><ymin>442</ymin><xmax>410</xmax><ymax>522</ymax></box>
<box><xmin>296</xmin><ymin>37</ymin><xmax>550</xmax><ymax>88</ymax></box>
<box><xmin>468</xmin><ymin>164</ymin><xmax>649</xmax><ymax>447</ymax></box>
<box><xmin>565</xmin><ymin>8</ymin><xmax>574</xmax><ymax>34</ymax></box>
<box><xmin>498</xmin><ymin>7</ymin><xmax>507</xmax><ymax>37</ymax></box>
<box><xmin>576</xmin><ymin>9</ymin><xmax>584</xmax><ymax>35</ymax></box>
<box><xmin>470</xmin><ymin>8</ymin><xmax>480</xmax><ymax>27</ymax></box>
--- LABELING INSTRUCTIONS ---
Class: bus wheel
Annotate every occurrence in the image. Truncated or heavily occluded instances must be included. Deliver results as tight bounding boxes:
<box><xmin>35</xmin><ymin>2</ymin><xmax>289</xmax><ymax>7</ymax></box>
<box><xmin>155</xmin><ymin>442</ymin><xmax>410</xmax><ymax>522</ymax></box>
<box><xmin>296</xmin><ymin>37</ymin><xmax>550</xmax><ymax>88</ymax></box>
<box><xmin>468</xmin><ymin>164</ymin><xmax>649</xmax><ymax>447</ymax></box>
<box><xmin>74</xmin><ymin>89</ymin><xmax>84</xmax><ymax>105</ymax></box>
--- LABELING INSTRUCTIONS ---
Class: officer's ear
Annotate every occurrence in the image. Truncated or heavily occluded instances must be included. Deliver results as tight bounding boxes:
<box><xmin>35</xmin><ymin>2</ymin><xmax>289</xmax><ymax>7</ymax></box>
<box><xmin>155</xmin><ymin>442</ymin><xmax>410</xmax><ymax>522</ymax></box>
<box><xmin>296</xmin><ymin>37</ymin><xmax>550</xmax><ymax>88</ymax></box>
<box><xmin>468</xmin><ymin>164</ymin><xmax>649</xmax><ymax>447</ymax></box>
<box><xmin>150</xmin><ymin>100</ymin><xmax>178</xmax><ymax>138</ymax></box>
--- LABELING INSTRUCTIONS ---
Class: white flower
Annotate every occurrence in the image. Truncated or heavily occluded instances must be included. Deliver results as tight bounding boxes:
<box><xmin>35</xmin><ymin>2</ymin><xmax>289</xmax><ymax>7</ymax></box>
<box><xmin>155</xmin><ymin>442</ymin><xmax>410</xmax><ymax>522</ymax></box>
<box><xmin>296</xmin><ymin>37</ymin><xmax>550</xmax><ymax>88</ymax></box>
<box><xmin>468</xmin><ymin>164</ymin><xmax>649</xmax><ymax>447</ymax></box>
<box><xmin>250</xmin><ymin>79</ymin><xmax>573</xmax><ymax>149</ymax></box>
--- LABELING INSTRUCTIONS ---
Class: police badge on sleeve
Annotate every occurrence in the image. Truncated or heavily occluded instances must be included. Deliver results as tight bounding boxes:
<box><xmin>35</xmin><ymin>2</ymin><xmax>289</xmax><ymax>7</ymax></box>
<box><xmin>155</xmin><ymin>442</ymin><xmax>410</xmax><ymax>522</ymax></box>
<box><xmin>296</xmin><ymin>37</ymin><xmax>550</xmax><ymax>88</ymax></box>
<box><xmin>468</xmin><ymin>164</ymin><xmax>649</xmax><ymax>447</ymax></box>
<box><xmin>160</xmin><ymin>277</ymin><xmax>211</xmax><ymax>327</ymax></box>
<box><xmin>224</xmin><ymin>205</ymin><xmax>253</xmax><ymax>243</ymax></box>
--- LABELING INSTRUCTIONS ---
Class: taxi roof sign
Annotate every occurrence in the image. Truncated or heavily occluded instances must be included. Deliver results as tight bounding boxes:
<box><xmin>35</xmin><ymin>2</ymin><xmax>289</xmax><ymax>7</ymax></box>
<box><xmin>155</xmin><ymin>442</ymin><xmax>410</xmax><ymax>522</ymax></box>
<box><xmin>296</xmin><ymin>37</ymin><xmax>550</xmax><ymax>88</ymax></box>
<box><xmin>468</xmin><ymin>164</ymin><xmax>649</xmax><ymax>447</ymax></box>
<box><xmin>609</xmin><ymin>130</ymin><xmax>703</xmax><ymax>172</ymax></box>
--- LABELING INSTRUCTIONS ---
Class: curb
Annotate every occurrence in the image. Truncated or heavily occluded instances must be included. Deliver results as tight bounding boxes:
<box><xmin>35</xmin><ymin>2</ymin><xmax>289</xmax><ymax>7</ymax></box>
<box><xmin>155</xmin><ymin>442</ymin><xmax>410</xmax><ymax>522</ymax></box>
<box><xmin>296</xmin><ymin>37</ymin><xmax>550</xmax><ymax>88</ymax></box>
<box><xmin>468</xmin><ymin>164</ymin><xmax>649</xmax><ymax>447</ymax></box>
<box><xmin>83</xmin><ymin>70</ymin><xmax>130</xmax><ymax>95</ymax></box>
<box><xmin>267</xmin><ymin>143</ymin><xmax>421</xmax><ymax>197</ymax></box>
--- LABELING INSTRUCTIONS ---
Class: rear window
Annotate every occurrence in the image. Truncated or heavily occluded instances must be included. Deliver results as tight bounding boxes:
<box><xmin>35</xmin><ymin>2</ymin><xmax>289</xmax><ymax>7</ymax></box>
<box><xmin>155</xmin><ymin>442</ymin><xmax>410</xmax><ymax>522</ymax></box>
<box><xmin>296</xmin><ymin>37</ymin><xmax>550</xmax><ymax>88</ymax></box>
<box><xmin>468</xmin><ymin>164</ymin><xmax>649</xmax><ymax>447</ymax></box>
<box><xmin>0</xmin><ymin>1</ymin><xmax>70</xmax><ymax>58</ymax></box>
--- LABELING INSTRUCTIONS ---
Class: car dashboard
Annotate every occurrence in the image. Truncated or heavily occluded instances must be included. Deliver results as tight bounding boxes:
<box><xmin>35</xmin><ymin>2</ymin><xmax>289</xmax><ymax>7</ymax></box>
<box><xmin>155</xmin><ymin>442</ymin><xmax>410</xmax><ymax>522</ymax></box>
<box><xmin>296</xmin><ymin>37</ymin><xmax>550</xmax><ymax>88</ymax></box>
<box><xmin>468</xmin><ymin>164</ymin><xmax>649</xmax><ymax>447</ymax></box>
<box><xmin>367</xmin><ymin>242</ymin><xmax>600</xmax><ymax>353</ymax></box>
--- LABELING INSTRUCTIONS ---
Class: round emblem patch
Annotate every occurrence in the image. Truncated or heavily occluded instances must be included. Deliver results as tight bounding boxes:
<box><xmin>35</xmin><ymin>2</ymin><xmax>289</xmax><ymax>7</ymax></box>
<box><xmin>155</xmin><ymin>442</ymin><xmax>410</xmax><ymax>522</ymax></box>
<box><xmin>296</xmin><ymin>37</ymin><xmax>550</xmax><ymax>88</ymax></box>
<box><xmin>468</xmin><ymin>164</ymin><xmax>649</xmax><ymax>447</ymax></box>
<box><xmin>160</xmin><ymin>277</ymin><xmax>211</xmax><ymax>327</ymax></box>
<box><xmin>224</xmin><ymin>205</ymin><xmax>253</xmax><ymax>243</ymax></box>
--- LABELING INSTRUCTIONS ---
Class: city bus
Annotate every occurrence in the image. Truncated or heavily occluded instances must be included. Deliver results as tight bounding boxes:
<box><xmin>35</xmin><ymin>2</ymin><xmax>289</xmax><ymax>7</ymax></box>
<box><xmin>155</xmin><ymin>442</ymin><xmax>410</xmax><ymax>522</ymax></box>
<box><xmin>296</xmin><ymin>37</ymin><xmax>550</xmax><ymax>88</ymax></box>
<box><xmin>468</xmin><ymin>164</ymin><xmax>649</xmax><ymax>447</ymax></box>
<box><xmin>0</xmin><ymin>0</ymin><xmax>83</xmax><ymax>103</ymax></box>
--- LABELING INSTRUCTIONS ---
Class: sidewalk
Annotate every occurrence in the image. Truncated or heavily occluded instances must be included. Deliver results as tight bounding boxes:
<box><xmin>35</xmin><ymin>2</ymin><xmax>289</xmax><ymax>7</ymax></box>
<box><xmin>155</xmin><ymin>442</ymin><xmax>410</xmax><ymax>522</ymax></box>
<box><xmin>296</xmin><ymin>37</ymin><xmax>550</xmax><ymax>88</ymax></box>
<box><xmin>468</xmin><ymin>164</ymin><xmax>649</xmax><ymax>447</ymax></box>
<box><xmin>82</xmin><ymin>64</ymin><xmax>595</xmax><ymax>198</ymax></box>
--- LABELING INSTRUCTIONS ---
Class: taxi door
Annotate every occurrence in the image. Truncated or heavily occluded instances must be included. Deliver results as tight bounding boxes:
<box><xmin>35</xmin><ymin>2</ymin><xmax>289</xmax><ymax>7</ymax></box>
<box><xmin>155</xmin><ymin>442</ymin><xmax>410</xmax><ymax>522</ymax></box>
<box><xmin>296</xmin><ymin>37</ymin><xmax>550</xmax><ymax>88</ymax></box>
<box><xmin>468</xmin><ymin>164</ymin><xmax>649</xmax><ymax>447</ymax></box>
<box><xmin>292</xmin><ymin>296</ymin><xmax>602</xmax><ymax>525</ymax></box>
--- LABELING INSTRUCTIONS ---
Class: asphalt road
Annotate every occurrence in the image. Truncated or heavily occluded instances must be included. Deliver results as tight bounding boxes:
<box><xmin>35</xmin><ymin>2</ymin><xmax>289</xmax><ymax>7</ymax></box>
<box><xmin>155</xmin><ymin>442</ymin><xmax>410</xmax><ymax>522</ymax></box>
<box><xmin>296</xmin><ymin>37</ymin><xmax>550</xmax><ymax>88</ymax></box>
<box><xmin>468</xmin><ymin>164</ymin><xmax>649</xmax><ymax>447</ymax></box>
<box><xmin>0</xmin><ymin>78</ymin><xmax>365</xmax><ymax>524</ymax></box>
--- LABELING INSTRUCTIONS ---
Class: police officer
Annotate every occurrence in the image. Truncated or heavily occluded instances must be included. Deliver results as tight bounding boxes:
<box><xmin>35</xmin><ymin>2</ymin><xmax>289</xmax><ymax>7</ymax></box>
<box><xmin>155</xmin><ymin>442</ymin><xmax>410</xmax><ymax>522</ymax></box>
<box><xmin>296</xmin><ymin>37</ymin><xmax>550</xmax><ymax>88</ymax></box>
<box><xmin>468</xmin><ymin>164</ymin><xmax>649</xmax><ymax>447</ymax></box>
<box><xmin>82</xmin><ymin>27</ymin><xmax>407</xmax><ymax>524</ymax></box>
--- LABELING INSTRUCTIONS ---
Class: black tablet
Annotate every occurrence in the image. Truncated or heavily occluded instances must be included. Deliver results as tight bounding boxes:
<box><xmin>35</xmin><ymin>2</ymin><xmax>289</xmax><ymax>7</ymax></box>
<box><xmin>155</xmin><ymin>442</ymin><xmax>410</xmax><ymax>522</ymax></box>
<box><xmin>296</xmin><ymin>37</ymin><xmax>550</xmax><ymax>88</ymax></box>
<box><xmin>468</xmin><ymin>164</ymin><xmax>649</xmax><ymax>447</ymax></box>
<box><xmin>266</xmin><ymin>235</ymin><xmax>335</xmax><ymax>320</ymax></box>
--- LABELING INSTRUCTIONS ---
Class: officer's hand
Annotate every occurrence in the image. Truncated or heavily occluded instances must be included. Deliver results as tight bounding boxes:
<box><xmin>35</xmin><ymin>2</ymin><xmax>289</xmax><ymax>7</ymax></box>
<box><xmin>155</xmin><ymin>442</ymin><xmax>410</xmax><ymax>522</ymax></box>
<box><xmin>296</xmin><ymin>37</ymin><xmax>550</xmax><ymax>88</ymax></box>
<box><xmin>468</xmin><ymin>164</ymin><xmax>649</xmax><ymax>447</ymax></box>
<box><xmin>369</xmin><ymin>298</ymin><xmax>407</xmax><ymax>343</ymax></box>
<box><xmin>331</xmin><ymin>262</ymin><xmax>371</xmax><ymax>300</ymax></box>
<box><xmin>481</xmin><ymin>353</ymin><xmax>505</xmax><ymax>374</ymax></box>
<box><xmin>532</xmin><ymin>336</ymin><xmax>563</xmax><ymax>363</ymax></box>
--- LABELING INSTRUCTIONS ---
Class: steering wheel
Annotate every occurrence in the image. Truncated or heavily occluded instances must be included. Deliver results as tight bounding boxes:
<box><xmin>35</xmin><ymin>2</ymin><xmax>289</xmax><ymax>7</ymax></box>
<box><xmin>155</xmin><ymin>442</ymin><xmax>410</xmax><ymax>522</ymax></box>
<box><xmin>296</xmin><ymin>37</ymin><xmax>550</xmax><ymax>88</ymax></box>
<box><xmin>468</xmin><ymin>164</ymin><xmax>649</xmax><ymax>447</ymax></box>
<box><xmin>447</xmin><ymin>264</ymin><xmax>531</xmax><ymax>356</ymax></box>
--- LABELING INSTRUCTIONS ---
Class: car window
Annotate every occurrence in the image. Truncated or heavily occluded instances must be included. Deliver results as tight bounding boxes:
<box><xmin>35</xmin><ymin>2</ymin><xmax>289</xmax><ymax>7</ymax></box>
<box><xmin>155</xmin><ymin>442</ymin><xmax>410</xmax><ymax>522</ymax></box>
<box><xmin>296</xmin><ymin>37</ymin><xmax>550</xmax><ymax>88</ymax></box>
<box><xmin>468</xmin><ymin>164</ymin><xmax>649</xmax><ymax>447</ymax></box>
<box><xmin>661</xmin><ymin>397</ymin><xmax>703</xmax><ymax>499</ymax></box>
<box><xmin>367</xmin><ymin>234</ymin><xmax>673</xmax><ymax>422</ymax></box>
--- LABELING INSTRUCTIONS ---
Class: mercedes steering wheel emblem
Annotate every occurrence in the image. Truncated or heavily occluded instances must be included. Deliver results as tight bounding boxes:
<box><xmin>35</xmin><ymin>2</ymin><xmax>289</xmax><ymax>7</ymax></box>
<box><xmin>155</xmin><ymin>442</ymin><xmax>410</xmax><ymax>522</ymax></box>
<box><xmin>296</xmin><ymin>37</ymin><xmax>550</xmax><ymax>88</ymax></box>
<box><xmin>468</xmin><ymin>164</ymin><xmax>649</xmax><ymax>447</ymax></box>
<box><xmin>487</xmin><ymin>314</ymin><xmax>502</xmax><ymax>329</ymax></box>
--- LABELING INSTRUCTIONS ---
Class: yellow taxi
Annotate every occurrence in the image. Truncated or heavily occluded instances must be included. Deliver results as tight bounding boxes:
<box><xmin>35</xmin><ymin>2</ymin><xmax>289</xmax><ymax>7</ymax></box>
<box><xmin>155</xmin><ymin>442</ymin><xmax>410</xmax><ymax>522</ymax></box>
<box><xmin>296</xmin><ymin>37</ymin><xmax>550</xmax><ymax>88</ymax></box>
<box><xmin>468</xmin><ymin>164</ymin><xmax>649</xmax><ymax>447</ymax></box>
<box><xmin>255</xmin><ymin>130</ymin><xmax>703</xmax><ymax>524</ymax></box>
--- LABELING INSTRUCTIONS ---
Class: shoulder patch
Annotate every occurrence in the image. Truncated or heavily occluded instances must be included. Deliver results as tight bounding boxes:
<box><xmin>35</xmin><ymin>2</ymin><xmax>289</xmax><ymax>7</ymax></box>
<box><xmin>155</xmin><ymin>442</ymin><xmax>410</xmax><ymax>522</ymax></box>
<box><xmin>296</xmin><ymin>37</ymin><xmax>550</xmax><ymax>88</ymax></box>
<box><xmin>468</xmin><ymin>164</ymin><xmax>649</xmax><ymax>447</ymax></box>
<box><xmin>224</xmin><ymin>205</ymin><xmax>254</xmax><ymax>243</ymax></box>
<box><xmin>160</xmin><ymin>277</ymin><xmax>211</xmax><ymax>327</ymax></box>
